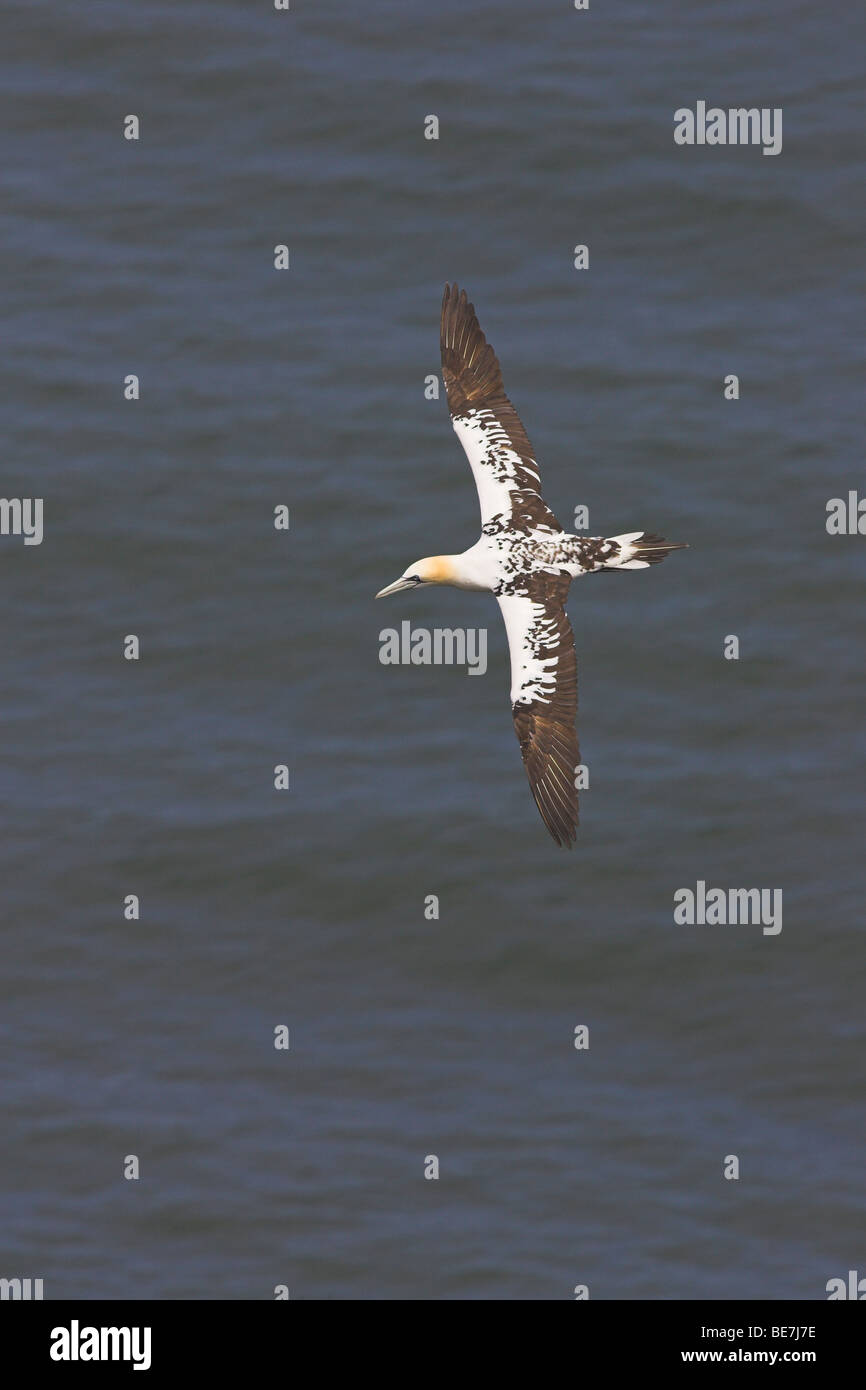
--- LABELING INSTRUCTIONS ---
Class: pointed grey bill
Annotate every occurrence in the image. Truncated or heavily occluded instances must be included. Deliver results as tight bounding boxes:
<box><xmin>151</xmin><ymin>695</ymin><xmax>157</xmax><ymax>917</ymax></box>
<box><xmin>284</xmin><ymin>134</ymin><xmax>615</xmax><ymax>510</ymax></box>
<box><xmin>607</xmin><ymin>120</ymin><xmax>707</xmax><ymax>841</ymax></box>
<box><xmin>375</xmin><ymin>576</ymin><xmax>419</xmax><ymax>599</ymax></box>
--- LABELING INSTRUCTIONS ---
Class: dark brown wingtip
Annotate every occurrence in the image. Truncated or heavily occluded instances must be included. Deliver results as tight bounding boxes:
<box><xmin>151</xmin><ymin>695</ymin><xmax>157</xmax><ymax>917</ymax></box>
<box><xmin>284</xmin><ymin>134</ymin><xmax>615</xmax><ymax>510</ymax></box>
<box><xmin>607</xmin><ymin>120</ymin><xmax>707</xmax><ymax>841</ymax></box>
<box><xmin>517</xmin><ymin>714</ymin><xmax>580</xmax><ymax>848</ymax></box>
<box><xmin>537</xmin><ymin>807</ymin><xmax>577</xmax><ymax>848</ymax></box>
<box><xmin>547</xmin><ymin>807</ymin><xmax>578</xmax><ymax>848</ymax></box>
<box><xmin>531</xmin><ymin>779</ymin><xmax>578</xmax><ymax>848</ymax></box>
<box><xmin>440</xmin><ymin>283</ymin><xmax>503</xmax><ymax>409</ymax></box>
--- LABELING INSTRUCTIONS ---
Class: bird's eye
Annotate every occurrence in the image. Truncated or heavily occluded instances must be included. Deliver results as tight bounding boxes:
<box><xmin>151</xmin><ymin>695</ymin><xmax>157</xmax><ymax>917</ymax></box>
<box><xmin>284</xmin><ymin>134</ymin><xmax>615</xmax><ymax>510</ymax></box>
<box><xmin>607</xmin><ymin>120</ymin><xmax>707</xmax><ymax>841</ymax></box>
<box><xmin>408</xmin><ymin>575</ymin><xmax>421</xmax><ymax>584</ymax></box>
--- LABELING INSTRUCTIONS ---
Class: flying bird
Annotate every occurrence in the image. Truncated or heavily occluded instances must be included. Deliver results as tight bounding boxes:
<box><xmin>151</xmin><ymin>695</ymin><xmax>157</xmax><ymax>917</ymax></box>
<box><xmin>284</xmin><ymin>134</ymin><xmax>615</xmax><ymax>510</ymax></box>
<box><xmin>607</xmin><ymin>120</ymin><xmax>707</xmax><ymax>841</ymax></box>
<box><xmin>376</xmin><ymin>284</ymin><xmax>686</xmax><ymax>846</ymax></box>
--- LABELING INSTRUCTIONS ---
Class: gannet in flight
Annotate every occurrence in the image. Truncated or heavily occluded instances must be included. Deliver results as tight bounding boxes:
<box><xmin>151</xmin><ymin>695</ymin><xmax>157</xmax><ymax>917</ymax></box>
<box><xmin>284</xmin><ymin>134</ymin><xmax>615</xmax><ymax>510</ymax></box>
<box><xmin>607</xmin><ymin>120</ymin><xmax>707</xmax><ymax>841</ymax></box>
<box><xmin>376</xmin><ymin>284</ymin><xmax>686</xmax><ymax>846</ymax></box>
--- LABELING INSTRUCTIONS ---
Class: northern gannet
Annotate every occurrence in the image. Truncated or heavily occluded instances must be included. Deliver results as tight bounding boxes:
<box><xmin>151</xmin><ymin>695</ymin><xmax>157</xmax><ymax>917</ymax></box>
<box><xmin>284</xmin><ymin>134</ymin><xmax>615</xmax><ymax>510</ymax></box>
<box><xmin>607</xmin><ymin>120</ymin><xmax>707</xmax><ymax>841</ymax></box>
<box><xmin>376</xmin><ymin>284</ymin><xmax>686</xmax><ymax>846</ymax></box>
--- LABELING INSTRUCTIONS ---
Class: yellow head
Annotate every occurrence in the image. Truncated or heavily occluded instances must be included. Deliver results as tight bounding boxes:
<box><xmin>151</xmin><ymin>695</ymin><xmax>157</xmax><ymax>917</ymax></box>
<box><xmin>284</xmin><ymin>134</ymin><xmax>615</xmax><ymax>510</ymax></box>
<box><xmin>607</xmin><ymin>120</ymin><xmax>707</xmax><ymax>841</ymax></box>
<box><xmin>375</xmin><ymin>556</ymin><xmax>454</xmax><ymax>598</ymax></box>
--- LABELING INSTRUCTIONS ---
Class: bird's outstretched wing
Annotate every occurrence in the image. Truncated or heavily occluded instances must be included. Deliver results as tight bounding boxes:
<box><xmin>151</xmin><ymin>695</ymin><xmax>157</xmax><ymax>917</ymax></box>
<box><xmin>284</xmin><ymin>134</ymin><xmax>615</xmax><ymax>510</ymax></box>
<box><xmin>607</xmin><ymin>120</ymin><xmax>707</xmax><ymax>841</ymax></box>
<box><xmin>497</xmin><ymin>572</ymin><xmax>579</xmax><ymax>847</ymax></box>
<box><xmin>440</xmin><ymin>283</ymin><xmax>563</xmax><ymax>536</ymax></box>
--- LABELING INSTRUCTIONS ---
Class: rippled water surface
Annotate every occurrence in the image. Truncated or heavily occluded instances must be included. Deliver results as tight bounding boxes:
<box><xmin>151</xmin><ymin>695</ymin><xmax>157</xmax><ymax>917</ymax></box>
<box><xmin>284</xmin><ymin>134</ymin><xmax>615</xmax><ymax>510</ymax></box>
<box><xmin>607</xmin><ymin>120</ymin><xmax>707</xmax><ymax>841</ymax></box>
<box><xmin>1</xmin><ymin>0</ymin><xmax>864</xmax><ymax>1298</ymax></box>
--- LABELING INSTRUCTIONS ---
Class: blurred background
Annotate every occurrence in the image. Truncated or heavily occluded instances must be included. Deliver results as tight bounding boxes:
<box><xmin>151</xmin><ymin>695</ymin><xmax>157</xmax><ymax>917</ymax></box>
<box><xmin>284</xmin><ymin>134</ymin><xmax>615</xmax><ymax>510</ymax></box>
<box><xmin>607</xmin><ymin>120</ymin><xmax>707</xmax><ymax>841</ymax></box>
<box><xmin>0</xmin><ymin>0</ymin><xmax>864</xmax><ymax>1298</ymax></box>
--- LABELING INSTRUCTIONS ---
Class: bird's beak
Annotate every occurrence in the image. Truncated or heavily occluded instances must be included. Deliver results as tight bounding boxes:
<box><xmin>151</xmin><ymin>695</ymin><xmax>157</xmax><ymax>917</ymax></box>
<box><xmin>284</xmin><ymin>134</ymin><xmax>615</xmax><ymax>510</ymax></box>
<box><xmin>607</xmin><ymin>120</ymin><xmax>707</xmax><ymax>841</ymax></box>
<box><xmin>375</xmin><ymin>577</ymin><xmax>417</xmax><ymax>599</ymax></box>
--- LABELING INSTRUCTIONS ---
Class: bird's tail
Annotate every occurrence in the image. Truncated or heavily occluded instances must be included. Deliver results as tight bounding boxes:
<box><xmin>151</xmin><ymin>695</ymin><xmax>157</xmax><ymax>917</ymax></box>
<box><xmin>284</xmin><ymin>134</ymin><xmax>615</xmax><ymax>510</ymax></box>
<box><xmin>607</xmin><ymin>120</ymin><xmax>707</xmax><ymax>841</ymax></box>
<box><xmin>602</xmin><ymin>531</ymin><xmax>688</xmax><ymax>570</ymax></box>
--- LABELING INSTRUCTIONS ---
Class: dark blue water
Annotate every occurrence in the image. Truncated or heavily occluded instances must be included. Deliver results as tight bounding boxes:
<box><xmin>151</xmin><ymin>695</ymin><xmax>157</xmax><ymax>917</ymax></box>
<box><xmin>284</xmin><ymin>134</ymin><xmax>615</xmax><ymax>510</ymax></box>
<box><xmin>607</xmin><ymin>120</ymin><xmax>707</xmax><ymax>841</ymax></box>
<box><xmin>1</xmin><ymin>0</ymin><xmax>864</xmax><ymax>1298</ymax></box>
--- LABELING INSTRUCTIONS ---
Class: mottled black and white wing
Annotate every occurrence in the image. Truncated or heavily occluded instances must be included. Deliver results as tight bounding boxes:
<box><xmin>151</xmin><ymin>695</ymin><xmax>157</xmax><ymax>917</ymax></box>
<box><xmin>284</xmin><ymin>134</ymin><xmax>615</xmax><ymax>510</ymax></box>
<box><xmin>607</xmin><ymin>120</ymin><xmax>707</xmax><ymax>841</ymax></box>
<box><xmin>440</xmin><ymin>283</ymin><xmax>563</xmax><ymax>536</ymax></box>
<box><xmin>497</xmin><ymin>572</ymin><xmax>579</xmax><ymax>847</ymax></box>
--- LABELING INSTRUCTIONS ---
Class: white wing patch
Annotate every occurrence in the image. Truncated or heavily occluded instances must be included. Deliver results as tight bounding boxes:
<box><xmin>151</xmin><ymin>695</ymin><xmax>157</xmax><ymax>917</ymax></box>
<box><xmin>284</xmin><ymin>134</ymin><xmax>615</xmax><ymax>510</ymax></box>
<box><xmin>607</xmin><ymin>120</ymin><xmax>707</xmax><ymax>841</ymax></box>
<box><xmin>453</xmin><ymin>409</ymin><xmax>541</xmax><ymax>529</ymax></box>
<box><xmin>497</xmin><ymin>593</ymin><xmax>562</xmax><ymax>706</ymax></box>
